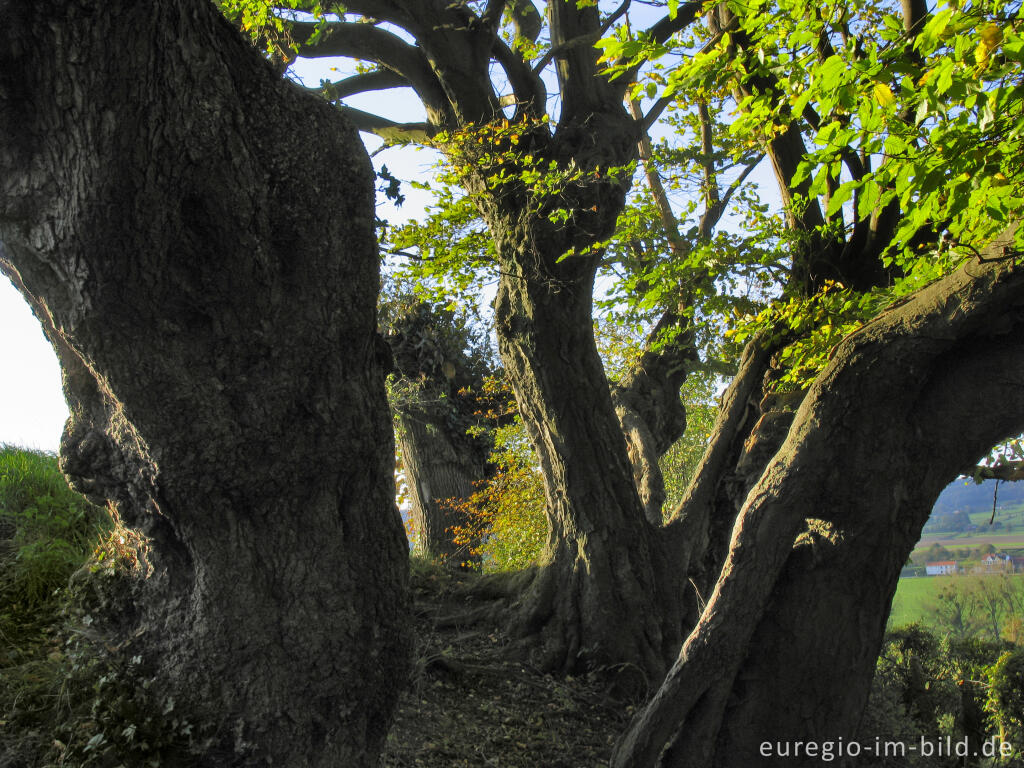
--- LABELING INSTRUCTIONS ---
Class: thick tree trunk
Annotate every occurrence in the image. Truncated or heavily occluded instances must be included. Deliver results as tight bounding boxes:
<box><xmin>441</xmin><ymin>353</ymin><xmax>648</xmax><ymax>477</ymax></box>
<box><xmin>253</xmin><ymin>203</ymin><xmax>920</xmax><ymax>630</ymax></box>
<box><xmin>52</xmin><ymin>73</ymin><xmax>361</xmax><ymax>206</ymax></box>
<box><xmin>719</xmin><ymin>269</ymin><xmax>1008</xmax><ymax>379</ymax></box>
<box><xmin>614</xmin><ymin>234</ymin><xmax>1024</xmax><ymax>767</ymax></box>
<box><xmin>0</xmin><ymin>2</ymin><xmax>409</xmax><ymax>766</ymax></box>
<box><xmin>494</xmin><ymin>260</ymin><xmax>686</xmax><ymax>684</ymax></box>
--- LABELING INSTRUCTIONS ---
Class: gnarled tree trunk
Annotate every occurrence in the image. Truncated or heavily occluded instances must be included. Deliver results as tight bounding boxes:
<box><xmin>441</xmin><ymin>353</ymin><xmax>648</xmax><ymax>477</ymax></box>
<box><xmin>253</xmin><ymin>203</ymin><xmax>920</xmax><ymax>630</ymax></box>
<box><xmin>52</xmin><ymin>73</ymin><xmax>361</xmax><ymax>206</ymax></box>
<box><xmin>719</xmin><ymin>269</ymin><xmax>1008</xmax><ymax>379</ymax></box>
<box><xmin>613</xmin><ymin>232</ymin><xmax>1024</xmax><ymax>767</ymax></box>
<box><xmin>0</xmin><ymin>1</ymin><xmax>409</xmax><ymax>765</ymax></box>
<box><xmin>490</xmin><ymin>207</ymin><xmax>687</xmax><ymax>683</ymax></box>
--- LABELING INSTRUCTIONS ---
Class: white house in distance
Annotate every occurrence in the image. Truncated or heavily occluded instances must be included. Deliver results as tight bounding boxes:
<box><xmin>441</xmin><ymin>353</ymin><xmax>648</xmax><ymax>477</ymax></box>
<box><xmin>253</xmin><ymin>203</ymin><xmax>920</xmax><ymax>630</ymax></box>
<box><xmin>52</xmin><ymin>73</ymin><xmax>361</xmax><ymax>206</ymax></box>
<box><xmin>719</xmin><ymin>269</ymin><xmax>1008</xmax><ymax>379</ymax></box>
<box><xmin>982</xmin><ymin>553</ymin><xmax>1013</xmax><ymax>572</ymax></box>
<box><xmin>926</xmin><ymin>560</ymin><xmax>958</xmax><ymax>575</ymax></box>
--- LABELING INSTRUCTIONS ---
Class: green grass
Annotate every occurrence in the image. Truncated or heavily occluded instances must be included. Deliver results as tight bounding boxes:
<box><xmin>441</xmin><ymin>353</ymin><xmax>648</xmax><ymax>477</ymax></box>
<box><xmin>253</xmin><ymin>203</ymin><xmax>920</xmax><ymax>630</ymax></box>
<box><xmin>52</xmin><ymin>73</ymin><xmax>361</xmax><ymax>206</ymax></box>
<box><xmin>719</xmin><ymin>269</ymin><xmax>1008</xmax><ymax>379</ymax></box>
<box><xmin>0</xmin><ymin>446</ymin><xmax>109</xmax><ymax>764</ymax></box>
<box><xmin>889</xmin><ymin>573</ymin><xmax>1024</xmax><ymax>629</ymax></box>
<box><xmin>889</xmin><ymin>576</ymin><xmax>947</xmax><ymax>627</ymax></box>
<box><xmin>0</xmin><ymin>446</ymin><xmax>195</xmax><ymax>767</ymax></box>
<box><xmin>0</xmin><ymin>444</ymin><xmax>109</xmax><ymax>611</ymax></box>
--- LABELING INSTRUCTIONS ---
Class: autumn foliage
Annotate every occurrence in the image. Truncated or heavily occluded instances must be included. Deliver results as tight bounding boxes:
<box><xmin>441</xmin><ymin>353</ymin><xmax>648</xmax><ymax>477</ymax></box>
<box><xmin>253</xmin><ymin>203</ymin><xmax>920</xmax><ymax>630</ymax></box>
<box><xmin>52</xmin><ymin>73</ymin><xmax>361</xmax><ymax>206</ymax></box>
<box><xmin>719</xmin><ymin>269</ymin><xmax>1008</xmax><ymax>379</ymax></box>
<box><xmin>443</xmin><ymin>376</ymin><xmax>547</xmax><ymax>572</ymax></box>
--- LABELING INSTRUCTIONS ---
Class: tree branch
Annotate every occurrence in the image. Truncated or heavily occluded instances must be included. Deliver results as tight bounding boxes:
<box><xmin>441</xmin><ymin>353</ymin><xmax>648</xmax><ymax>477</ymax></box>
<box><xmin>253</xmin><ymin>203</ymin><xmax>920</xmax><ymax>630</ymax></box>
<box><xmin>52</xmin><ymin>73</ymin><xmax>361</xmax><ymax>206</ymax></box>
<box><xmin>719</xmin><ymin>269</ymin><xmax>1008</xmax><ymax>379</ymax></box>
<box><xmin>321</xmin><ymin>69</ymin><xmax>410</xmax><ymax>99</ymax></box>
<box><xmin>645</xmin><ymin>1</ymin><xmax>704</xmax><ymax>46</ymax></box>
<box><xmin>291</xmin><ymin>20</ymin><xmax>449</xmax><ymax>121</ymax></box>
<box><xmin>337</xmin><ymin>106</ymin><xmax>432</xmax><ymax>142</ymax></box>
<box><xmin>700</xmin><ymin>154</ymin><xmax>763</xmax><ymax>240</ymax></box>
<box><xmin>627</xmin><ymin>98</ymin><xmax>687</xmax><ymax>256</ymax></box>
<box><xmin>623</xmin><ymin>4</ymin><xmax>712</xmax><ymax>105</ymax></box>
<box><xmin>507</xmin><ymin>0</ymin><xmax>542</xmax><ymax>42</ymax></box>
<box><xmin>901</xmin><ymin>0</ymin><xmax>930</xmax><ymax>35</ymax></box>
<box><xmin>973</xmin><ymin>462</ymin><xmax>1024</xmax><ymax>482</ymax></box>
<box><xmin>316</xmin><ymin>0</ymin><xmax>416</xmax><ymax>29</ymax></box>
<box><xmin>492</xmin><ymin>35</ymin><xmax>547</xmax><ymax>114</ymax></box>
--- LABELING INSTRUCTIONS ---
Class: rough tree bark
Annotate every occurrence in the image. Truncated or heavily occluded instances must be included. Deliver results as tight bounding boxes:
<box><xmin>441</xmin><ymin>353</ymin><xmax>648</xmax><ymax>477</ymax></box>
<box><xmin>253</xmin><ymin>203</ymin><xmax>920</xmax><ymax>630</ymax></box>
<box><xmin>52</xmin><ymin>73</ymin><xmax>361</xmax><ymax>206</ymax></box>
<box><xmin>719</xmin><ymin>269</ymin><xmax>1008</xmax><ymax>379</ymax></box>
<box><xmin>613</xmin><ymin>230</ymin><xmax>1024</xmax><ymax>767</ymax></box>
<box><xmin>493</xmin><ymin>243</ymin><xmax>686</xmax><ymax>681</ymax></box>
<box><xmin>0</xmin><ymin>1</ymin><xmax>409</xmax><ymax>765</ymax></box>
<box><xmin>466</xmin><ymin>105</ymin><xmax>688</xmax><ymax>681</ymax></box>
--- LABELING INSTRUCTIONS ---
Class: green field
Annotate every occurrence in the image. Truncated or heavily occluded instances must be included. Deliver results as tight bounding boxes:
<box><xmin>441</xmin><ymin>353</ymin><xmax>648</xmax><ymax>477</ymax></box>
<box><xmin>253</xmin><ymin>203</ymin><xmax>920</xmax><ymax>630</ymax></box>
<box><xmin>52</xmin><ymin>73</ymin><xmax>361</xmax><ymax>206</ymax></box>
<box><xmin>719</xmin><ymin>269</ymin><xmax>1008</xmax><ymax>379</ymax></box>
<box><xmin>889</xmin><ymin>577</ymin><xmax>946</xmax><ymax>627</ymax></box>
<box><xmin>915</xmin><ymin>533</ymin><xmax>1024</xmax><ymax>550</ymax></box>
<box><xmin>888</xmin><ymin>573</ymin><xmax>1024</xmax><ymax>629</ymax></box>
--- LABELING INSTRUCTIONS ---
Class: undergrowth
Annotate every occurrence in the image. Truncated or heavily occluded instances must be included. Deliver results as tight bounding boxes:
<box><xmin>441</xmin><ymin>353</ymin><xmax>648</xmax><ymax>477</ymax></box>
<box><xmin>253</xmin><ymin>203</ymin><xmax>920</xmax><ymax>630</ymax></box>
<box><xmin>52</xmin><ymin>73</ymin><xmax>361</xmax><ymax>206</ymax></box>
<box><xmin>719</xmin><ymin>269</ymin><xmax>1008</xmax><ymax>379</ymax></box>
<box><xmin>0</xmin><ymin>445</ymin><xmax>193</xmax><ymax>768</ymax></box>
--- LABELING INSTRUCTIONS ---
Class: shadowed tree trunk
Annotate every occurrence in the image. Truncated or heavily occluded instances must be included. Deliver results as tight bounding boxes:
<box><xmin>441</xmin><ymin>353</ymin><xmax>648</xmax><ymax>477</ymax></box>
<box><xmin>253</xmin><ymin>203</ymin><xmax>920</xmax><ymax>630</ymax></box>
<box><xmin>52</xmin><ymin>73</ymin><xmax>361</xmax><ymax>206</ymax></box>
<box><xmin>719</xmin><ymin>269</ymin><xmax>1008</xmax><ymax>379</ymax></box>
<box><xmin>613</xmin><ymin>231</ymin><xmax>1024</xmax><ymax>767</ymax></box>
<box><xmin>0</xmin><ymin>1</ymin><xmax>409</xmax><ymax>765</ymax></box>
<box><xmin>487</xmin><ymin>152</ymin><xmax>688</xmax><ymax>679</ymax></box>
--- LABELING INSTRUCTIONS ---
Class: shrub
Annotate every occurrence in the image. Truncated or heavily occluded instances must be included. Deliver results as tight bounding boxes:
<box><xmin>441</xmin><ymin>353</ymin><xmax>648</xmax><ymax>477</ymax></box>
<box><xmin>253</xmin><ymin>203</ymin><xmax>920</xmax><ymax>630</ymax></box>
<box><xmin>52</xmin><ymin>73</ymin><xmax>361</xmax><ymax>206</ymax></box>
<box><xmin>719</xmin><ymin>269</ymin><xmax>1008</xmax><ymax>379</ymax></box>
<box><xmin>448</xmin><ymin>418</ymin><xmax>548</xmax><ymax>572</ymax></box>
<box><xmin>988</xmin><ymin>648</ymin><xmax>1024</xmax><ymax>752</ymax></box>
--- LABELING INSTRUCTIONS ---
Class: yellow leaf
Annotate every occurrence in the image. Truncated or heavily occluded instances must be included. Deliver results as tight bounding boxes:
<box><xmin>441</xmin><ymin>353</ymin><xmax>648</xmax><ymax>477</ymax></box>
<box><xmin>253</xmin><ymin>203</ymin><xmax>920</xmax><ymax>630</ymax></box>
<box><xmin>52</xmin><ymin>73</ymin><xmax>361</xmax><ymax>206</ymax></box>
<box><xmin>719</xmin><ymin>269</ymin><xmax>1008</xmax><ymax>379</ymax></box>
<box><xmin>975</xmin><ymin>43</ymin><xmax>990</xmax><ymax>67</ymax></box>
<box><xmin>980</xmin><ymin>23</ymin><xmax>1003</xmax><ymax>49</ymax></box>
<box><xmin>873</xmin><ymin>83</ymin><xmax>896</xmax><ymax>108</ymax></box>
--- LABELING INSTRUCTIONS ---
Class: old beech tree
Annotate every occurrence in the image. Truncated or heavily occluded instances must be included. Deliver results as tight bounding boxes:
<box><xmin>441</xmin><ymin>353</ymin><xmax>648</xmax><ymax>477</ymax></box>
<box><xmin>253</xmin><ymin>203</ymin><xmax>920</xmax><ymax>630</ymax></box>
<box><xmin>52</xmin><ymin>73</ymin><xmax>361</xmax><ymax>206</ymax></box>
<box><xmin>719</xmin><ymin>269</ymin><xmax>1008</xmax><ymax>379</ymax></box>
<box><xmin>2</xmin><ymin>0</ymin><xmax>1024</xmax><ymax>765</ymax></box>
<box><xmin>0</xmin><ymin>0</ymin><xmax>408</xmax><ymax>765</ymax></box>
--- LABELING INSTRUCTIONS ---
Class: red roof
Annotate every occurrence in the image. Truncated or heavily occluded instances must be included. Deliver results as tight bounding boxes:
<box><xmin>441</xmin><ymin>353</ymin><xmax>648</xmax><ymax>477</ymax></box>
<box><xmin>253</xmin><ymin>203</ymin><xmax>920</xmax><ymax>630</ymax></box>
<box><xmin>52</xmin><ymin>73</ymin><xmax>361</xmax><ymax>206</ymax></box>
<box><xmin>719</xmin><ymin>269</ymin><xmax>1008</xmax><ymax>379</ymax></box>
<box><xmin>926</xmin><ymin>561</ymin><xmax>957</xmax><ymax>566</ymax></box>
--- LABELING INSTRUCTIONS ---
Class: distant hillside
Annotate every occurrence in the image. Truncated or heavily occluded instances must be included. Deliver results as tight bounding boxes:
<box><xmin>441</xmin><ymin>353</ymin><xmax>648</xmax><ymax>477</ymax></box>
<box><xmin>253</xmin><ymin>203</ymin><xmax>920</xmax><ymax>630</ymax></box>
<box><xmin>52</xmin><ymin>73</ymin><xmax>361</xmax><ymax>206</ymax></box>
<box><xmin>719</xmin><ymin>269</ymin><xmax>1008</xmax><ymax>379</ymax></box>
<box><xmin>932</xmin><ymin>477</ymin><xmax>1024</xmax><ymax>515</ymax></box>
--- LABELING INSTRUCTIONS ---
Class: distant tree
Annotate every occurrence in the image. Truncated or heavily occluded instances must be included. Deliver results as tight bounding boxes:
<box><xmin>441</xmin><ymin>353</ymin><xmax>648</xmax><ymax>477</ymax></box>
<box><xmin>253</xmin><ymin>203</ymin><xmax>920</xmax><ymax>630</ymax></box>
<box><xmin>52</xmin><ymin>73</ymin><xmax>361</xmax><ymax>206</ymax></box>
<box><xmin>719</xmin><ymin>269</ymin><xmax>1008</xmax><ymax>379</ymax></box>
<box><xmin>926</xmin><ymin>543</ymin><xmax>955</xmax><ymax>563</ymax></box>
<box><xmin>384</xmin><ymin>298</ymin><xmax>496</xmax><ymax>566</ymax></box>
<box><xmin>928</xmin><ymin>583</ymin><xmax>982</xmax><ymax>640</ymax></box>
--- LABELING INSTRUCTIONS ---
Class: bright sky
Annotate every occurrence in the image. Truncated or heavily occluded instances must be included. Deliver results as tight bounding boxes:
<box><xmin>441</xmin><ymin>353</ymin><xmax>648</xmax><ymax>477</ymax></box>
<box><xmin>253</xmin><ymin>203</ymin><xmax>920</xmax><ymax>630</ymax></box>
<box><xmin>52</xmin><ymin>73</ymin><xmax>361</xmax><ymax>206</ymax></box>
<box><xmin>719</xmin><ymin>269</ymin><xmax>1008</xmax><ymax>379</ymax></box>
<box><xmin>0</xmin><ymin>277</ymin><xmax>68</xmax><ymax>452</ymax></box>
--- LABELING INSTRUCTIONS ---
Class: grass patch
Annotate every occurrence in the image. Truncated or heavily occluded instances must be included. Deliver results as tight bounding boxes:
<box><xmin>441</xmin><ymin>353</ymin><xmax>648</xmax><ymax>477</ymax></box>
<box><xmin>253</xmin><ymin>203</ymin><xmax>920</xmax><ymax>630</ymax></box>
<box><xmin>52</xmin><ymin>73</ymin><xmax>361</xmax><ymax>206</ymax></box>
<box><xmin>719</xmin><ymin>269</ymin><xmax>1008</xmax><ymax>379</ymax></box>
<box><xmin>0</xmin><ymin>445</ymin><xmax>107</xmax><ymax>764</ymax></box>
<box><xmin>889</xmin><ymin>577</ymin><xmax>948</xmax><ymax>627</ymax></box>
<box><xmin>0</xmin><ymin>445</ymin><xmax>193</xmax><ymax>767</ymax></box>
<box><xmin>889</xmin><ymin>573</ymin><xmax>1024</xmax><ymax>632</ymax></box>
<box><xmin>0</xmin><ymin>444</ymin><xmax>109</xmax><ymax>624</ymax></box>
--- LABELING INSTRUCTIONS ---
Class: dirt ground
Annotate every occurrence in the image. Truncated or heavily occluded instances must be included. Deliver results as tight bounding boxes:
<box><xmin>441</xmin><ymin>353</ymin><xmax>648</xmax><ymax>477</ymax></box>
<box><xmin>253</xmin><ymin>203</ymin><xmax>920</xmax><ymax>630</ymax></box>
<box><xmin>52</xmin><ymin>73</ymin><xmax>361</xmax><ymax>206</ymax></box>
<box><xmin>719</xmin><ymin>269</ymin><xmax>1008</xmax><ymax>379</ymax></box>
<box><xmin>380</xmin><ymin>565</ymin><xmax>633</xmax><ymax>768</ymax></box>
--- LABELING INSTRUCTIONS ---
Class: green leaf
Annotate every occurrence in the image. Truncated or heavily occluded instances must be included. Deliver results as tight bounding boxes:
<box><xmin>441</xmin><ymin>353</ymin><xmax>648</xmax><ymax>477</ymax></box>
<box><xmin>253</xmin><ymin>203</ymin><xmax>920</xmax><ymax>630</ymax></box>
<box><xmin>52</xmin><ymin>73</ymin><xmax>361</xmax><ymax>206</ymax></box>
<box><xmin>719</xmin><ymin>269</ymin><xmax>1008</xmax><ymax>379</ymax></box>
<box><xmin>826</xmin><ymin>180</ymin><xmax>856</xmax><ymax>218</ymax></box>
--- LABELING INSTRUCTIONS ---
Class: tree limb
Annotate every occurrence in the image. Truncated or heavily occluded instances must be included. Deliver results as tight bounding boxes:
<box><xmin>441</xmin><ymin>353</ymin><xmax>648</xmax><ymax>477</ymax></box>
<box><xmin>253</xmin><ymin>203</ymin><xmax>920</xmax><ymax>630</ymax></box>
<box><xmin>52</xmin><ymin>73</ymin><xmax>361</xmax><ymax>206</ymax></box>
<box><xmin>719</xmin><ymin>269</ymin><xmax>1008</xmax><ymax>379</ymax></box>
<box><xmin>699</xmin><ymin>155</ymin><xmax>763</xmax><ymax>239</ymax></box>
<box><xmin>492</xmin><ymin>35</ymin><xmax>547</xmax><ymax>114</ymax></box>
<box><xmin>337</xmin><ymin>106</ymin><xmax>432</xmax><ymax>142</ymax></box>
<box><xmin>973</xmin><ymin>462</ymin><xmax>1024</xmax><ymax>482</ymax></box>
<box><xmin>482</xmin><ymin>0</ymin><xmax>508</xmax><ymax>32</ymax></box>
<box><xmin>507</xmin><ymin>0</ymin><xmax>542</xmax><ymax>42</ymax></box>
<box><xmin>617</xmin><ymin>2</ymin><xmax>703</xmax><ymax>95</ymax></box>
<box><xmin>291</xmin><ymin>20</ymin><xmax>450</xmax><ymax>121</ymax></box>
<box><xmin>627</xmin><ymin>98</ymin><xmax>687</xmax><ymax>256</ymax></box>
<box><xmin>645</xmin><ymin>1</ymin><xmax>704</xmax><ymax>46</ymax></box>
<box><xmin>322</xmin><ymin>69</ymin><xmax>410</xmax><ymax>99</ymax></box>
